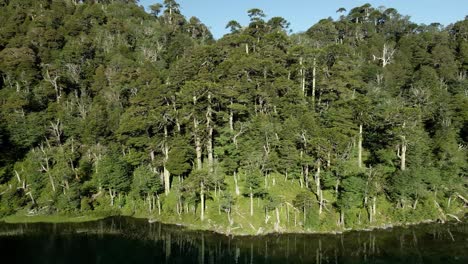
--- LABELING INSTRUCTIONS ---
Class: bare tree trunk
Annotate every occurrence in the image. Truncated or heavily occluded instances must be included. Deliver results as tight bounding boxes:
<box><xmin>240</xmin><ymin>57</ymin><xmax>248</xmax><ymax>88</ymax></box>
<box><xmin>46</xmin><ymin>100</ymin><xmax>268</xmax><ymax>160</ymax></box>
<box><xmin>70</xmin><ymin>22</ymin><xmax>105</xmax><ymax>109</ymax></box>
<box><xmin>42</xmin><ymin>159</ymin><xmax>56</xmax><ymax>193</ymax></box>
<box><xmin>163</xmin><ymin>126</ymin><xmax>171</xmax><ymax>195</ymax></box>
<box><xmin>109</xmin><ymin>188</ymin><xmax>115</xmax><ymax>206</ymax></box>
<box><xmin>372</xmin><ymin>43</ymin><xmax>396</xmax><ymax>68</ymax></box>
<box><xmin>304</xmin><ymin>165</ymin><xmax>309</xmax><ymax>189</ymax></box>
<box><xmin>14</xmin><ymin>170</ymin><xmax>22</xmax><ymax>185</ymax></box>
<box><xmin>200</xmin><ymin>181</ymin><xmax>205</xmax><ymax>221</ymax></box>
<box><xmin>373</xmin><ymin>196</ymin><xmax>376</xmax><ymax>218</ymax></box>
<box><xmin>194</xmin><ymin>117</ymin><xmax>202</xmax><ymax>170</ymax></box>
<box><xmin>340</xmin><ymin>210</ymin><xmax>344</xmax><ymax>227</ymax></box>
<box><xmin>44</xmin><ymin>68</ymin><xmax>61</xmax><ymax>102</ymax></box>
<box><xmin>397</xmin><ymin>135</ymin><xmax>407</xmax><ymax>171</ymax></box>
<box><xmin>234</xmin><ymin>171</ymin><xmax>240</xmax><ymax>196</ymax></box>
<box><xmin>358</xmin><ymin>124</ymin><xmax>363</xmax><ymax>168</ymax></box>
<box><xmin>26</xmin><ymin>191</ymin><xmax>35</xmax><ymax>204</ymax></box>
<box><xmin>148</xmin><ymin>195</ymin><xmax>152</xmax><ymax>212</ymax></box>
<box><xmin>413</xmin><ymin>198</ymin><xmax>418</xmax><ymax>210</ymax></box>
<box><xmin>401</xmin><ymin>138</ymin><xmax>406</xmax><ymax>171</ymax></box>
<box><xmin>315</xmin><ymin>161</ymin><xmax>323</xmax><ymax>215</ymax></box>
<box><xmin>164</xmin><ymin>166</ymin><xmax>170</xmax><ymax>195</ymax></box>
<box><xmin>276</xmin><ymin>207</ymin><xmax>280</xmax><ymax>225</ymax></box>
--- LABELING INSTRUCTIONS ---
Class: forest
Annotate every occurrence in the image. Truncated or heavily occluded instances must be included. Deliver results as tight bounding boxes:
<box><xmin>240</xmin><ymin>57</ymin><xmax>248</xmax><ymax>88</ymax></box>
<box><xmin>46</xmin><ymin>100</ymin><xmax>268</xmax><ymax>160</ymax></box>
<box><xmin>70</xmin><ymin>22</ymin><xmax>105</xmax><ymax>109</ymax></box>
<box><xmin>0</xmin><ymin>0</ymin><xmax>466</xmax><ymax>234</ymax></box>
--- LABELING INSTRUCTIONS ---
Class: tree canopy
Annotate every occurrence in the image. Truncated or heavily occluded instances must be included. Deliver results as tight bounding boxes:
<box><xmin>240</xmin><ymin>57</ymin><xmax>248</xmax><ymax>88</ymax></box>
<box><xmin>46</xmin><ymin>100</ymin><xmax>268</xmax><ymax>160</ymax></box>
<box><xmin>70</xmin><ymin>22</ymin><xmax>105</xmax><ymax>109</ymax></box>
<box><xmin>0</xmin><ymin>1</ymin><xmax>466</xmax><ymax>232</ymax></box>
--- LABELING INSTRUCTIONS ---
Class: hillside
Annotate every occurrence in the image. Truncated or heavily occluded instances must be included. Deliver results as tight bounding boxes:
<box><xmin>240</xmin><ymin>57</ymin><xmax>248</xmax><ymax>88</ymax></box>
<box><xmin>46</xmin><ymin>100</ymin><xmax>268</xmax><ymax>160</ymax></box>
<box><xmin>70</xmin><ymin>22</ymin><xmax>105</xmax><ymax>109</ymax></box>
<box><xmin>0</xmin><ymin>0</ymin><xmax>467</xmax><ymax>234</ymax></box>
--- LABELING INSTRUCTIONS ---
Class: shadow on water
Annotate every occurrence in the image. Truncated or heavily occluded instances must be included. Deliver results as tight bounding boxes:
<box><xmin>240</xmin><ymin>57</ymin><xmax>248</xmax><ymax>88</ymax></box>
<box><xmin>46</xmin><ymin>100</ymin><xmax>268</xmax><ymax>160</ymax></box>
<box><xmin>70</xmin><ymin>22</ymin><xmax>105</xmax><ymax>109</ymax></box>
<box><xmin>0</xmin><ymin>217</ymin><xmax>467</xmax><ymax>264</ymax></box>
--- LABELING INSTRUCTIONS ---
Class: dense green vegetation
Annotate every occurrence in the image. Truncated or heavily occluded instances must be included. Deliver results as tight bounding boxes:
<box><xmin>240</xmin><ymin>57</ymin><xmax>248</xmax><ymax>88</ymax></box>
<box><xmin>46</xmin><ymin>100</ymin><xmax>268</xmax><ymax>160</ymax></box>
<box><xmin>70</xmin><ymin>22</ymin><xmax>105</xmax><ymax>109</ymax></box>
<box><xmin>0</xmin><ymin>0</ymin><xmax>466</xmax><ymax>234</ymax></box>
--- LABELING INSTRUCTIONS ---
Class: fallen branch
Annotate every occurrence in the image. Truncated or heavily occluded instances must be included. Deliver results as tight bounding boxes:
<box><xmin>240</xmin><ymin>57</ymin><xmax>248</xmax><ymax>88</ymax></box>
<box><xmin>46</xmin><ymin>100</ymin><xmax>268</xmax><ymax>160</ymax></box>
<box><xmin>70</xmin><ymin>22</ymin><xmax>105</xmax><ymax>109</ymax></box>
<box><xmin>91</xmin><ymin>190</ymin><xmax>103</xmax><ymax>201</ymax></box>
<box><xmin>434</xmin><ymin>200</ymin><xmax>447</xmax><ymax>223</ymax></box>
<box><xmin>446</xmin><ymin>214</ymin><xmax>461</xmax><ymax>222</ymax></box>
<box><xmin>456</xmin><ymin>193</ymin><xmax>468</xmax><ymax>204</ymax></box>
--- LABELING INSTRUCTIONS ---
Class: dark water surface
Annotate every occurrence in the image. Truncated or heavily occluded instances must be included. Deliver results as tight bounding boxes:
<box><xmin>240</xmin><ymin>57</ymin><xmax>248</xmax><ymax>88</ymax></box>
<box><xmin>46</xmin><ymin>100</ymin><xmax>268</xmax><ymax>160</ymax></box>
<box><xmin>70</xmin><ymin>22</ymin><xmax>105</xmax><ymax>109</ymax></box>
<box><xmin>0</xmin><ymin>217</ymin><xmax>466</xmax><ymax>264</ymax></box>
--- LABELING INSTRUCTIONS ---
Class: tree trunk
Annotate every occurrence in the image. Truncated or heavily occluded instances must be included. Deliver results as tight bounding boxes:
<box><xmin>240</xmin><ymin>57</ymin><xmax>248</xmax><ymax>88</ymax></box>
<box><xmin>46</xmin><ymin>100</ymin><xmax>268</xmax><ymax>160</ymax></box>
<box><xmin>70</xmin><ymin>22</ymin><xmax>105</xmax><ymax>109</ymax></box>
<box><xmin>14</xmin><ymin>170</ymin><xmax>22</xmax><ymax>185</ymax></box>
<box><xmin>401</xmin><ymin>137</ymin><xmax>406</xmax><ymax>171</ymax></box>
<box><xmin>373</xmin><ymin>196</ymin><xmax>376</xmax><ymax>218</ymax></box>
<box><xmin>148</xmin><ymin>195</ymin><xmax>152</xmax><ymax>212</ymax></box>
<box><xmin>27</xmin><ymin>192</ymin><xmax>35</xmax><ymax>205</ymax></box>
<box><xmin>109</xmin><ymin>188</ymin><xmax>115</xmax><ymax>207</ymax></box>
<box><xmin>340</xmin><ymin>210</ymin><xmax>344</xmax><ymax>227</ymax></box>
<box><xmin>234</xmin><ymin>171</ymin><xmax>240</xmax><ymax>196</ymax></box>
<box><xmin>276</xmin><ymin>207</ymin><xmax>280</xmax><ymax>225</ymax></box>
<box><xmin>42</xmin><ymin>159</ymin><xmax>56</xmax><ymax>193</ymax></box>
<box><xmin>163</xmin><ymin>126</ymin><xmax>171</xmax><ymax>195</ymax></box>
<box><xmin>164</xmin><ymin>166</ymin><xmax>170</xmax><ymax>195</ymax></box>
<box><xmin>304</xmin><ymin>165</ymin><xmax>309</xmax><ymax>189</ymax></box>
<box><xmin>315</xmin><ymin>161</ymin><xmax>323</xmax><ymax>215</ymax></box>
<box><xmin>44</xmin><ymin>169</ymin><xmax>55</xmax><ymax>192</ymax></box>
<box><xmin>207</xmin><ymin>131</ymin><xmax>214</xmax><ymax>171</ymax></box>
<box><xmin>227</xmin><ymin>209</ymin><xmax>233</xmax><ymax>225</ymax></box>
<box><xmin>200</xmin><ymin>181</ymin><xmax>205</xmax><ymax>221</ymax></box>
<box><xmin>194</xmin><ymin>117</ymin><xmax>202</xmax><ymax>170</ymax></box>
<box><xmin>413</xmin><ymin>198</ymin><xmax>418</xmax><ymax>210</ymax></box>
<box><xmin>157</xmin><ymin>194</ymin><xmax>161</xmax><ymax>215</ymax></box>
<box><xmin>358</xmin><ymin>124</ymin><xmax>363</xmax><ymax>168</ymax></box>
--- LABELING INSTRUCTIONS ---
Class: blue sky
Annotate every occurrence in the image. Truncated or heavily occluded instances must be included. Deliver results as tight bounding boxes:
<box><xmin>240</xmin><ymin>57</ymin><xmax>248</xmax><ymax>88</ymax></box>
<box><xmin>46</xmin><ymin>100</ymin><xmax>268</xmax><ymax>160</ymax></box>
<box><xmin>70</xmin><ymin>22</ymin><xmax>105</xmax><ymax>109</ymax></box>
<box><xmin>139</xmin><ymin>0</ymin><xmax>468</xmax><ymax>39</ymax></box>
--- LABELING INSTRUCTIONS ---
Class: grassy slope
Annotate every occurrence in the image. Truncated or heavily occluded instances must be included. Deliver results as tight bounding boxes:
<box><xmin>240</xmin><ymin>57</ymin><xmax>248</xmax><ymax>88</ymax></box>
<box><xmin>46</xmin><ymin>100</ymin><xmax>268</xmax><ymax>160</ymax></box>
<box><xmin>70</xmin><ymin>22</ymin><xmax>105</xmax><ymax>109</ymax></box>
<box><xmin>2</xmin><ymin>214</ymin><xmax>105</xmax><ymax>224</ymax></box>
<box><xmin>2</xmin><ymin>173</ymin><xmax>465</xmax><ymax>235</ymax></box>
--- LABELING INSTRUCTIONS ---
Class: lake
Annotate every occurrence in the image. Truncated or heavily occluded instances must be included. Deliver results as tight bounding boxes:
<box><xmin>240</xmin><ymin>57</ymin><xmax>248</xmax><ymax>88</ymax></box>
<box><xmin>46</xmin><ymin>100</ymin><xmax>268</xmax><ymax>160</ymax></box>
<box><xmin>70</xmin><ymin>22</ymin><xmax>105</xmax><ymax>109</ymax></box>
<box><xmin>0</xmin><ymin>217</ymin><xmax>466</xmax><ymax>263</ymax></box>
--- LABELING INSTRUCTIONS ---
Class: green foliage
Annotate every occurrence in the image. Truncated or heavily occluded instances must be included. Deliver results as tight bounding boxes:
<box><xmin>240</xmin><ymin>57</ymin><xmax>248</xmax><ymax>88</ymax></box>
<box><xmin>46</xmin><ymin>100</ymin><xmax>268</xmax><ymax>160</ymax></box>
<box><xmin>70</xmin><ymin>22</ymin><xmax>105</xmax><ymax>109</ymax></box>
<box><xmin>131</xmin><ymin>165</ymin><xmax>162</xmax><ymax>197</ymax></box>
<box><xmin>95</xmin><ymin>153</ymin><xmax>130</xmax><ymax>193</ymax></box>
<box><xmin>338</xmin><ymin>175</ymin><xmax>366</xmax><ymax>210</ymax></box>
<box><xmin>293</xmin><ymin>191</ymin><xmax>315</xmax><ymax>211</ymax></box>
<box><xmin>243</xmin><ymin>169</ymin><xmax>267</xmax><ymax>198</ymax></box>
<box><xmin>220</xmin><ymin>192</ymin><xmax>236</xmax><ymax>213</ymax></box>
<box><xmin>0</xmin><ymin>0</ymin><xmax>466</xmax><ymax>233</ymax></box>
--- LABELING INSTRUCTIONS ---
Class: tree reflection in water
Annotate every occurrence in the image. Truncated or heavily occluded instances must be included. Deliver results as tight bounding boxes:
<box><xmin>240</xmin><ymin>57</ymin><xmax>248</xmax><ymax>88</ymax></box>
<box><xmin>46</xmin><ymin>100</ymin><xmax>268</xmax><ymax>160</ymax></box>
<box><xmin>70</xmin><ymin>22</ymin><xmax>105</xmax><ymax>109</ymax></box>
<box><xmin>0</xmin><ymin>217</ymin><xmax>466</xmax><ymax>263</ymax></box>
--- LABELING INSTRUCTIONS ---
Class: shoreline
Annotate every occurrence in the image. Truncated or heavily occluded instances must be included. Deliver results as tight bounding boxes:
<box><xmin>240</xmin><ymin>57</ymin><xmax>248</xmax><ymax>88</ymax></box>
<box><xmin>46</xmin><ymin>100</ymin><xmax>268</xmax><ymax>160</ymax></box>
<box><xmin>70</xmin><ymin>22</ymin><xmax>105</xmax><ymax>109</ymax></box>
<box><xmin>1</xmin><ymin>213</ymin><xmax>464</xmax><ymax>237</ymax></box>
